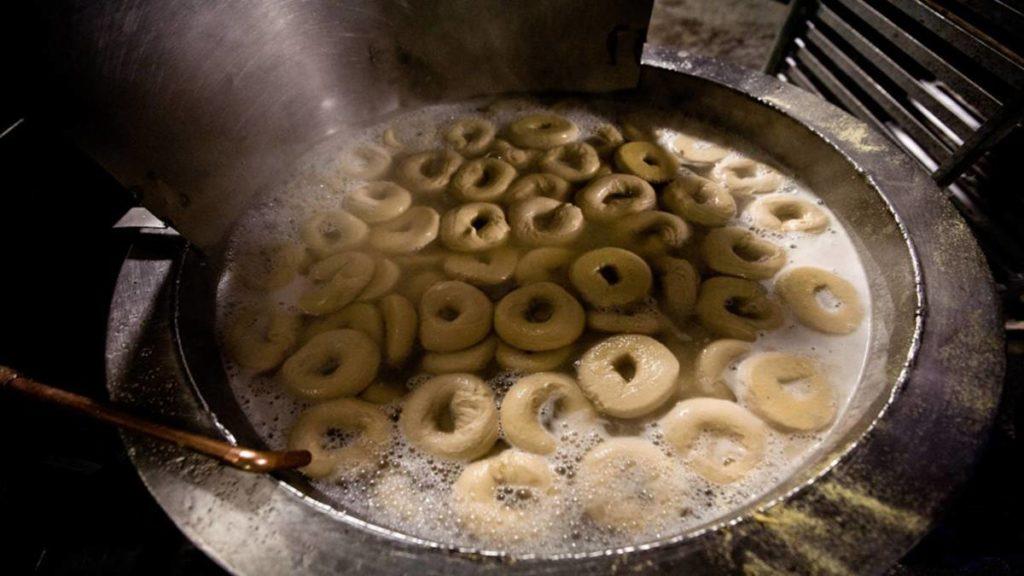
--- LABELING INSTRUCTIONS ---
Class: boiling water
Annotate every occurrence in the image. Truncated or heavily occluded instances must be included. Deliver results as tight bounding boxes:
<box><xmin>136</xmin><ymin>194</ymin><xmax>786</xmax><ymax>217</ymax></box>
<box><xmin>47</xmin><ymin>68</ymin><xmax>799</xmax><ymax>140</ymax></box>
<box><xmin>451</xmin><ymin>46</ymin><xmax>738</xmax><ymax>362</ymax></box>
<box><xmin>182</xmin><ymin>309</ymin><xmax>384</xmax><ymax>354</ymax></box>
<box><xmin>215</xmin><ymin>98</ymin><xmax>872</xmax><ymax>555</ymax></box>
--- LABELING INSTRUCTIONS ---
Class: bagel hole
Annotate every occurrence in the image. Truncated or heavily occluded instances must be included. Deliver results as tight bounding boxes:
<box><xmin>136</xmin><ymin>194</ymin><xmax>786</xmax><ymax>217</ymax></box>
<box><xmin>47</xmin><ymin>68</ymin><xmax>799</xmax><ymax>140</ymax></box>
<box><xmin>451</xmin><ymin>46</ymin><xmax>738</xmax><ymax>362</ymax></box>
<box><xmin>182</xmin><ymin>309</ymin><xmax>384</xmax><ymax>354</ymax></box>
<box><xmin>316</xmin><ymin>356</ymin><xmax>342</xmax><ymax>376</ymax></box>
<box><xmin>321</xmin><ymin>427</ymin><xmax>356</xmax><ymax>450</ymax></box>
<box><xmin>732</xmin><ymin>239</ymin><xmax>772</xmax><ymax>263</ymax></box>
<box><xmin>691</xmin><ymin>186</ymin><xmax>711</xmax><ymax>204</ymax></box>
<box><xmin>771</xmin><ymin>203</ymin><xmax>805</xmax><ymax>222</ymax></box>
<box><xmin>367</xmin><ymin>187</ymin><xmax>390</xmax><ymax>201</ymax></box>
<box><xmin>319</xmin><ymin>221</ymin><xmax>343</xmax><ymax>241</ymax></box>
<box><xmin>495</xmin><ymin>485</ymin><xmax>536</xmax><ymax>509</ymax></box>
<box><xmin>421</xmin><ymin>155</ymin><xmax>449</xmax><ymax>177</ymax></box>
<box><xmin>438</xmin><ymin>305</ymin><xmax>461</xmax><ymax>322</ymax></box>
<box><xmin>641</xmin><ymin>152</ymin><xmax>659</xmax><ymax>167</ymax></box>
<box><xmin>538</xmin><ymin>121</ymin><xmax>554</xmax><ymax>130</ymax></box>
<box><xmin>474</xmin><ymin>166</ymin><xmax>498</xmax><ymax>187</ymax></box>
<box><xmin>598</xmin><ymin>265</ymin><xmax>621</xmax><ymax>286</ymax></box>
<box><xmin>726</xmin><ymin>297</ymin><xmax>771</xmax><ymax>321</ymax></box>
<box><xmin>694</xmin><ymin>428</ymin><xmax>747</xmax><ymax>468</ymax></box>
<box><xmin>434</xmin><ymin>403</ymin><xmax>457</xmax><ymax>433</ymax></box>
<box><xmin>778</xmin><ymin>373</ymin><xmax>816</xmax><ymax>398</ymax></box>
<box><xmin>606</xmin><ymin>187</ymin><xmax>638</xmax><ymax>204</ymax></box>
<box><xmin>470</xmin><ymin>215</ymin><xmax>490</xmax><ymax>231</ymax></box>
<box><xmin>612</xmin><ymin>354</ymin><xmax>638</xmax><ymax>382</ymax></box>
<box><xmin>813</xmin><ymin>285</ymin><xmax>843</xmax><ymax>310</ymax></box>
<box><xmin>525</xmin><ymin>298</ymin><xmax>555</xmax><ymax>323</ymax></box>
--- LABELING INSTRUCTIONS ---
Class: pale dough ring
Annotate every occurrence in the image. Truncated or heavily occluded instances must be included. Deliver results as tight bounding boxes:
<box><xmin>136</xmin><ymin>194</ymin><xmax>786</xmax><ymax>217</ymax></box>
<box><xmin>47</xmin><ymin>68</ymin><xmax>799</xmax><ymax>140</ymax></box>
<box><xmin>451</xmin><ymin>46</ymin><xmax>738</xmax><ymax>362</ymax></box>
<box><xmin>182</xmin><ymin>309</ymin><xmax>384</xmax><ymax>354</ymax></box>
<box><xmin>445</xmin><ymin>118</ymin><xmax>497</xmax><ymax>157</ymax></box>
<box><xmin>298</xmin><ymin>251</ymin><xmax>377</xmax><ymax>315</ymax></box>
<box><xmin>496</xmin><ymin>340</ymin><xmax>575</xmax><ymax>372</ymax></box>
<box><xmin>343</xmin><ymin>181</ymin><xmax>413</xmax><ymax>224</ymax></box>
<box><xmin>750</xmin><ymin>195</ymin><xmax>829</xmax><ymax>233</ymax></box>
<box><xmin>444</xmin><ymin>247</ymin><xmax>519</xmax><ymax>287</ymax></box>
<box><xmin>449</xmin><ymin>157</ymin><xmax>518</xmax><ymax>202</ymax></box>
<box><xmin>613</xmin><ymin>141</ymin><xmax>680</xmax><ymax>184</ymax></box>
<box><xmin>575</xmin><ymin>174</ymin><xmax>657</xmax><ymax>223</ymax></box>
<box><xmin>280</xmin><ymin>329</ymin><xmax>381</xmax><ymax>400</ymax></box>
<box><xmin>712</xmin><ymin>156</ymin><xmax>783</xmax><ymax>196</ymax></box>
<box><xmin>656</xmin><ymin>256</ymin><xmax>700</xmax><ymax>322</ymax></box>
<box><xmin>301</xmin><ymin>210</ymin><xmax>369</xmax><ymax>259</ymax></box>
<box><xmin>538</xmin><ymin>142</ymin><xmax>601</xmax><ymax>183</ymax></box>
<box><xmin>514</xmin><ymin>247</ymin><xmax>575</xmax><ymax>286</ymax></box>
<box><xmin>694</xmin><ymin>339</ymin><xmax>751</xmax><ymax>400</ymax></box>
<box><xmin>303</xmin><ymin>301</ymin><xmax>384</xmax><ymax>345</ymax></box>
<box><xmin>500</xmin><ymin>372</ymin><xmax>595</xmax><ymax>454</ymax></box>
<box><xmin>236</xmin><ymin>243</ymin><xmax>309</xmax><ymax>291</ymax></box>
<box><xmin>740</xmin><ymin>352</ymin><xmax>837</xmax><ymax>432</ymax></box>
<box><xmin>775</xmin><ymin>267</ymin><xmax>864</xmax><ymax>334</ymax></box>
<box><xmin>587</xmin><ymin>123</ymin><xmax>624</xmax><ymax>156</ymax></box>
<box><xmin>503</xmin><ymin>173</ymin><xmax>572</xmax><ymax>205</ymax></box>
<box><xmin>452</xmin><ymin>450</ymin><xmax>558</xmax><ymax>541</ymax></box>
<box><xmin>225</xmin><ymin>305</ymin><xmax>301</xmax><ymax>373</ymax></box>
<box><xmin>695</xmin><ymin>276</ymin><xmax>784</xmax><ymax>341</ymax></box>
<box><xmin>358</xmin><ymin>257</ymin><xmax>400</xmax><ymax>302</ymax></box>
<box><xmin>576</xmin><ymin>334</ymin><xmax>680</xmax><ymax>418</ymax></box>
<box><xmin>671</xmin><ymin>133</ymin><xmax>729</xmax><ymax>167</ymax></box>
<box><xmin>615</xmin><ymin>210</ymin><xmax>691</xmax><ymax>257</ymax></box>
<box><xmin>662</xmin><ymin>172</ymin><xmax>736</xmax><ymax>227</ymax></box>
<box><xmin>399</xmin><ymin>373</ymin><xmax>499</xmax><ymax>460</ymax></box>
<box><xmin>419</xmin><ymin>280</ymin><xmax>494</xmax><ymax>352</ymax></box>
<box><xmin>494</xmin><ymin>282</ymin><xmax>585</xmax><ymax>351</ymax></box>
<box><xmin>380</xmin><ymin>294</ymin><xmax>418</xmax><ymax>367</ymax></box>
<box><xmin>421</xmin><ymin>335</ymin><xmax>498</xmax><ymax>374</ymax></box>
<box><xmin>509</xmin><ymin>196</ymin><xmax>585</xmax><ymax>247</ymax></box>
<box><xmin>337</xmin><ymin>144</ymin><xmax>392</xmax><ymax>181</ymax></box>
<box><xmin>702</xmin><ymin>227</ymin><xmax>787</xmax><ymax>280</ymax></box>
<box><xmin>440</xmin><ymin>202</ymin><xmax>510</xmax><ymax>252</ymax></box>
<box><xmin>660</xmin><ymin>397</ymin><xmax>769</xmax><ymax>484</ymax></box>
<box><xmin>570</xmin><ymin>247</ymin><xmax>653</xmax><ymax>308</ymax></box>
<box><xmin>368</xmin><ymin>206</ymin><xmax>440</xmax><ymax>254</ymax></box>
<box><xmin>396</xmin><ymin>149</ymin><xmax>464</xmax><ymax>195</ymax></box>
<box><xmin>488</xmin><ymin>138</ymin><xmax>537</xmax><ymax>171</ymax></box>
<box><xmin>288</xmin><ymin>397</ymin><xmax>392</xmax><ymax>479</ymax></box>
<box><xmin>578</xmin><ymin>438</ymin><xmax>680</xmax><ymax>532</ymax></box>
<box><xmin>506</xmin><ymin>114</ymin><xmax>580</xmax><ymax>149</ymax></box>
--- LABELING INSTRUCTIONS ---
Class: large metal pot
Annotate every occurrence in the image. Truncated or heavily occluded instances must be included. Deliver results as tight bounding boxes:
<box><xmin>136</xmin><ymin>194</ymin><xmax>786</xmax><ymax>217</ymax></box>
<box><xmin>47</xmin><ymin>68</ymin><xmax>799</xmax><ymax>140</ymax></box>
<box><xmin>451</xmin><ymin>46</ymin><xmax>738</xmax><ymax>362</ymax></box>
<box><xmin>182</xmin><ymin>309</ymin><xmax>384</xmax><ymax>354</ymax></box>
<box><xmin>37</xmin><ymin>1</ymin><xmax>1003</xmax><ymax>573</ymax></box>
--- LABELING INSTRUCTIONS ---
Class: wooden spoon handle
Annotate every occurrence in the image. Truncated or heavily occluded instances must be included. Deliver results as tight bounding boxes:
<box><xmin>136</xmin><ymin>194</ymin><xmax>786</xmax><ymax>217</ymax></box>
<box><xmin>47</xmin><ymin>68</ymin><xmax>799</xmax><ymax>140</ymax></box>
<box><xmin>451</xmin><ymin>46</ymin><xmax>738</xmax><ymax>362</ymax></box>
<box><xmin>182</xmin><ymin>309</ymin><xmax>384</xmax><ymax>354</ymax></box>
<box><xmin>0</xmin><ymin>365</ymin><xmax>311</xmax><ymax>473</ymax></box>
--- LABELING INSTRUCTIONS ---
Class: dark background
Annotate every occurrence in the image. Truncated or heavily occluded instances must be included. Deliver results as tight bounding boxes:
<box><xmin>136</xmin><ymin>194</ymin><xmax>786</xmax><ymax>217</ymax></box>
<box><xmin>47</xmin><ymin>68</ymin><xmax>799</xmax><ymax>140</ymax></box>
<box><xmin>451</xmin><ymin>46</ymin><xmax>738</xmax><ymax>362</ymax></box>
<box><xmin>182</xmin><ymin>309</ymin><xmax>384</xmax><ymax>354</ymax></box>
<box><xmin>1</xmin><ymin>2</ymin><xmax>1021</xmax><ymax>575</ymax></box>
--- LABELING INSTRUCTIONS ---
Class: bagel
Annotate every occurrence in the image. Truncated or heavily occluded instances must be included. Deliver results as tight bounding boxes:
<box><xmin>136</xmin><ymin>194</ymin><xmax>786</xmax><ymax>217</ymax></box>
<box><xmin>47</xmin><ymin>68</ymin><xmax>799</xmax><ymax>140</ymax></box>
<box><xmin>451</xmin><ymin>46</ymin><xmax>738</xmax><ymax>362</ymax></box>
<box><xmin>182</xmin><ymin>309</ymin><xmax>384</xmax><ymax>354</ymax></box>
<box><xmin>358</xmin><ymin>257</ymin><xmax>400</xmax><ymax>301</ymax></box>
<box><xmin>336</xmin><ymin>144</ymin><xmax>392</xmax><ymax>181</ymax></box>
<box><xmin>359</xmin><ymin>380</ymin><xmax>408</xmax><ymax>405</ymax></box>
<box><xmin>380</xmin><ymin>294</ymin><xmax>418</xmax><ymax>367</ymax></box>
<box><xmin>662</xmin><ymin>172</ymin><xmax>736</xmax><ymax>227</ymax></box>
<box><xmin>399</xmin><ymin>373</ymin><xmax>499</xmax><ymax>460</ymax></box>
<box><xmin>344</xmin><ymin>181</ymin><xmax>412</xmax><ymax>224</ymax></box>
<box><xmin>443</xmin><ymin>247</ymin><xmax>519</xmax><ymax>287</ymax></box>
<box><xmin>495</xmin><ymin>341</ymin><xmax>575</xmax><ymax>372</ymax></box>
<box><xmin>671</xmin><ymin>133</ymin><xmax>729</xmax><ymax>167</ymax></box>
<box><xmin>694</xmin><ymin>339</ymin><xmax>751</xmax><ymax>400</ymax></box>
<box><xmin>494</xmin><ymin>282</ymin><xmax>585</xmax><ymax>351</ymax></box>
<box><xmin>280</xmin><ymin>329</ymin><xmax>380</xmax><ymax>400</ymax></box>
<box><xmin>514</xmin><ymin>247</ymin><xmax>575</xmax><ymax>286</ymax></box>
<box><xmin>613</xmin><ymin>141</ymin><xmax>680</xmax><ymax>183</ymax></box>
<box><xmin>303</xmin><ymin>301</ymin><xmax>384</xmax><ymax>345</ymax></box>
<box><xmin>576</xmin><ymin>334</ymin><xmax>680</xmax><ymax>418</ymax></box>
<box><xmin>656</xmin><ymin>257</ymin><xmax>700</xmax><ymax>322</ymax></box>
<box><xmin>587</xmin><ymin>307</ymin><xmax>663</xmax><ymax>335</ymax></box>
<box><xmin>660</xmin><ymin>398</ymin><xmax>768</xmax><ymax>484</ymax></box>
<box><xmin>575</xmin><ymin>174</ymin><xmax>656</xmax><ymax>223</ymax></box>
<box><xmin>368</xmin><ymin>206</ymin><xmax>440</xmax><ymax>254</ymax></box>
<box><xmin>587</xmin><ymin>123</ymin><xmax>624</xmax><ymax>156</ymax></box>
<box><xmin>301</xmin><ymin>210</ymin><xmax>369</xmax><ymax>259</ymax></box>
<box><xmin>739</xmin><ymin>352</ymin><xmax>837</xmax><ymax>431</ymax></box>
<box><xmin>537</xmin><ymin>142</ymin><xmax>601</xmax><ymax>183</ymax></box>
<box><xmin>506</xmin><ymin>114</ymin><xmax>579</xmax><ymax>149</ymax></box>
<box><xmin>419</xmin><ymin>281</ymin><xmax>493</xmax><ymax>352</ymax></box>
<box><xmin>488</xmin><ymin>138</ymin><xmax>537</xmax><ymax>171</ymax></box>
<box><xmin>569</xmin><ymin>247</ymin><xmax>653</xmax><ymax>308</ymax></box>
<box><xmin>774</xmin><ymin>267</ymin><xmax>864</xmax><ymax>334</ymax></box>
<box><xmin>449</xmin><ymin>158</ymin><xmax>518</xmax><ymax>202</ymax></box>
<box><xmin>396</xmin><ymin>149</ymin><xmax>464</xmax><ymax>195</ymax></box>
<box><xmin>288</xmin><ymin>398</ymin><xmax>392</xmax><ymax>478</ymax></box>
<box><xmin>509</xmin><ymin>196</ymin><xmax>585</xmax><ymax>247</ymax></box>
<box><xmin>421</xmin><ymin>335</ymin><xmax>497</xmax><ymax>374</ymax></box>
<box><xmin>235</xmin><ymin>243</ymin><xmax>309</xmax><ymax>291</ymax></box>
<box><xmin>578</xmin><ymin>438</ymin><xmax>680</xmax><ymax>532</ymax></box>
<box><xmin>500</xmin><ymin>372</ymin><xmax>595</xmax><ymax>454</ymax></box>
<box><xmin>702</xmin><ymin>227</ymin><xmax>786</xmax><ymax>280</ymax></box>
<box><xmin>502</xmin><ymin>173</ymin><xmax>572</xmax><ymax>205</ymax></box>
<box><xmin>749</xmin><ymin>195</ymin><xmax>829</xmax><ymax>233</ymax></box>
<box><xmin>711</xmin><ymin>156</ymin><xmax>783</xmax><ymax>196</ymax></box>
<box><xmin>445</xmin><ymin>118</ymin><xmax>496</xmax><ymax>157</ymax></box>
<box><xmin>440</xmin><ymin>202</ymin><xmax>510</xmax><ymax>252</ymax></box>
<box><xmin>614</xmin><ymin>211</ymin><xmax>690</xmax><ymax>256</ymax></box>
<box><xmin>298</xmin><ymin>251</ymin><xmax>376</xmax><ymax>315</ymax></box>
<box><xmin>695</xmin><ymin>276</ymin><xmax>783</xmax><ymax>341</ymax></box>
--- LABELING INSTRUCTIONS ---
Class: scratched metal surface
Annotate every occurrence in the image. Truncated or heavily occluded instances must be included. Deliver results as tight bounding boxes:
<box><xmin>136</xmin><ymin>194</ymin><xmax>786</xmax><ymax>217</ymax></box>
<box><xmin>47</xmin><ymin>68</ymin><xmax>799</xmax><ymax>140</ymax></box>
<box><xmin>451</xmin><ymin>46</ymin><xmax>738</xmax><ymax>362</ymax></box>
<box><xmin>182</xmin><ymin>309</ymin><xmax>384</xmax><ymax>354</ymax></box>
<box><xmin>104</xmin><ymin>50</ymin><xmax>1003</xmax><ymax>574</ymax></box>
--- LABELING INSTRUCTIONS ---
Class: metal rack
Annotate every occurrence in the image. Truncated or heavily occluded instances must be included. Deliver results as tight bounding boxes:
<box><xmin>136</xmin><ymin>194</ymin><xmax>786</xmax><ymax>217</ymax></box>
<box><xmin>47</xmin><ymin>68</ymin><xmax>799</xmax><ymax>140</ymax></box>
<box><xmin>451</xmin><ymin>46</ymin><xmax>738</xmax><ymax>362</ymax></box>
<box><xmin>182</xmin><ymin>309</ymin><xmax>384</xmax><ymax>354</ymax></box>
<box><xmin>765</xmin><ymin>0</ymin><xmax>1024</xmax><ymax>299</ymax></box>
